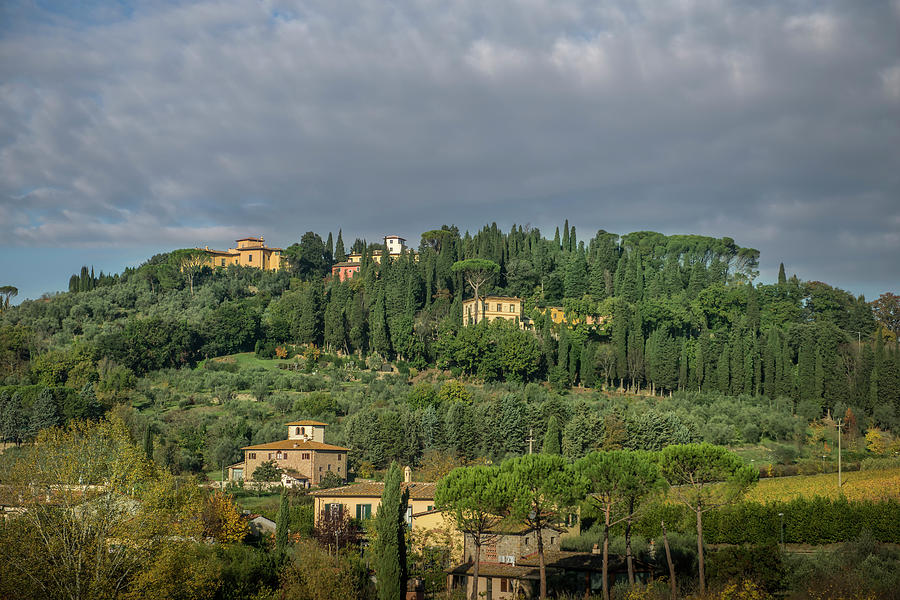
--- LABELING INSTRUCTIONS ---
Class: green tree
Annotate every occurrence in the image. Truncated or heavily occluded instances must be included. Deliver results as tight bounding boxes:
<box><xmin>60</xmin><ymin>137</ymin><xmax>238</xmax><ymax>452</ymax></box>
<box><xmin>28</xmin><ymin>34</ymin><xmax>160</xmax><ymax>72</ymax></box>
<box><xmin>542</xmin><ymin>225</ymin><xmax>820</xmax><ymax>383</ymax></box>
<box><xmin>171</xmin><ymin>249</ymin><xmax>208</xmax><ymax>296</ymax></box>
<box><xmin>576</xmin><ymin>450</ymin><xmax>663</xmax><ymax>598</ymax></box>
<box><xmin>435</xmin><ymin>465</ymin><xmax>513</xmax><ymax>600</ymax></box>
<box><xmin>501</xmin><ymin>454</ymin><xmax>581</xmax><ymax>599</ymax></box>
<box><xmin>374</xmin><ymin>462</ymin><xmax>408</xmax><ymax>600</ymax></box>
<box><xmin>542</xmin><ymin>416</ymin><xmax>561</xmax><ymax>455</ymax></box>
<box><xmin>28</xmin><ymin>387</ymin><xmax>59</xmax><ymax>439</ymax></box>
<box><xmin>452</xmin><ymin>259</ymin><xmax>500</xmax><ymax>324</ymax></box>
<box><xmin>658</xmin><ymin>443</ymin><xmax>757</xmax><ymax>594</ymax></box>
<box><xmin>334</xmin><ymin>229</ymin><xmax>347</xmax><ymax>262</ymax></box>
<box><xmin>252</xmin><ymin>460</ymin><xmax>282</xmax><ymax>482</ymax></box>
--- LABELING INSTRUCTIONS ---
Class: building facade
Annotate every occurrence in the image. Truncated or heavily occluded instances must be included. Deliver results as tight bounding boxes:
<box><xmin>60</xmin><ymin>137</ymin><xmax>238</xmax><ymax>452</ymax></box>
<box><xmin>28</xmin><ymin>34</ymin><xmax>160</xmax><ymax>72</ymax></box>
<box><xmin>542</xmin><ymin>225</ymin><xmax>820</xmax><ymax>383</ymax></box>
<box><xmin>201</xmin><ymin>237</ymin><xmax>284</xmax><ymax>271</ymax></box>
<box><xmin>228</xmin><ymin>420</ymin><xmax>348</xmax><ymax>486</ymax></box>
<box><xmin>462</xmin><ymin>296</ymin><xmax>523</xmax><ymax>327</ymax></box>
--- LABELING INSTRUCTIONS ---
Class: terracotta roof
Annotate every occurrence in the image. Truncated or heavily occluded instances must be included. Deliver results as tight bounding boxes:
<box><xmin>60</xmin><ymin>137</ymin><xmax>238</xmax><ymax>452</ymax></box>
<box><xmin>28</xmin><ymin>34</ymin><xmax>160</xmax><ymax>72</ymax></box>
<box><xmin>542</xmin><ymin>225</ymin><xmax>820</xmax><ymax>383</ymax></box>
<box><xmin>446</xmin><ymin>561</ymin><xmax>540</xmax><ymax>579</ymax></box>
<box><xmin>517</xmin><ymin>551</ymin><xmax>652</xmax><ymax>572</ymax></box>
<box><xmin>285</xmin><ymin>420</ymin><xmax>328</xmax><ymax>426</ymax></box>
<box><xmin>332</xmin><ymin>262</ymin><xmax>360</xmax><ymax>268</ymax></box>
<box><xmin>242</xmin><ymin>439</ymin><xmax>348</xmax><ymax>451</ymax></box>
<box><xmin>236</xmin><ymin>237</ymin><xmax>264</xmax><ymax>242</ymax></box>
<box><xmin>311</xmin><ymin>481</ymin><xmax>437</xmax><ymax>500</ymax></box>
<box><xmin>462</xmin><ymin>295</ymin><xmax>523</xmax><ymax>302</ymax></box>
<box><xmin>226</xmin><ymin>461</ymin><xmax>245</xmax><ymax>469</ymax></box>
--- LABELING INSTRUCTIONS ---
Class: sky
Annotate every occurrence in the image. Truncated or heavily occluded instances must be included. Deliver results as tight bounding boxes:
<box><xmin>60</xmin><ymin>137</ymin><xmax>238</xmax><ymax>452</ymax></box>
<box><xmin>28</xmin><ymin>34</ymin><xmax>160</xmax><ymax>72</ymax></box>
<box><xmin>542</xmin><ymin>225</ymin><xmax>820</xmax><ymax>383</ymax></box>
<box><xmin>1</xmin><ymin>0</ymin><xmax>898</xmax><ymax>303</ymax></box>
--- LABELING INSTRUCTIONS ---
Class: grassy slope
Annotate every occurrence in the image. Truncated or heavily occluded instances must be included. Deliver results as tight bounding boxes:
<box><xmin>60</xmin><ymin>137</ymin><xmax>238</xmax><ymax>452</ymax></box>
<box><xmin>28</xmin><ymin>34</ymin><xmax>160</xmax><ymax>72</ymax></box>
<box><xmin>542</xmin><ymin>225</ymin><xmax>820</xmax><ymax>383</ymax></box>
<box><xmin>747</xmin><ymin>467</ymin><xmax>900</xmax><ymax>503</ymax></box>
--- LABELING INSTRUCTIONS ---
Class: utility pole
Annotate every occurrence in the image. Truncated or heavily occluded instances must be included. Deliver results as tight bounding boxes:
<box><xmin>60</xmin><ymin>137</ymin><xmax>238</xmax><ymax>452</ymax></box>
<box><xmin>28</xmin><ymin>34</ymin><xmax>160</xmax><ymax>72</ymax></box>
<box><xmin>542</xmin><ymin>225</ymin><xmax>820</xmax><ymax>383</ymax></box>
<box><xmin>837</xmin><ymin>417</ymin><xmax>843</xmax><ymax>488</ymax></box>
<box><xmin>526</xmin><ymin>427</ymin><xmax>535</xmax><ymax>455</ymax></box>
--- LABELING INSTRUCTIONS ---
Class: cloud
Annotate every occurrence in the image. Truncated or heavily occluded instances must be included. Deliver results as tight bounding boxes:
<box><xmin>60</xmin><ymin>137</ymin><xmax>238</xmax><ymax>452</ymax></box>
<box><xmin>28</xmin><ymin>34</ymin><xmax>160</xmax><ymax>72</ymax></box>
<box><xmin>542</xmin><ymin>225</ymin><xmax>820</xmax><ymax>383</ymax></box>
<box><xmin>0</xmin><ymin>0</ymin><xmax>898</xmax><ymax>299</ymax></box>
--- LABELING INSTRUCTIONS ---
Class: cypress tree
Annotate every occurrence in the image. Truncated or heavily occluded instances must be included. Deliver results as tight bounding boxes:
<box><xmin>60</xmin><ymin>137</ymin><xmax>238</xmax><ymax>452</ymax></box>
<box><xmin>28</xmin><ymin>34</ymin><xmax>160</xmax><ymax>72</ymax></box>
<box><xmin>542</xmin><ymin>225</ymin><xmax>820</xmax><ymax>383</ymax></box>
<box><xmin>564</xmin><ymin>250</ymin><xmax>588</xmax><ymax>298</ymax></box>
<box><xmin>374</xmin><ymin>462</ymin><xmax>408</xmax><ymax>600</ymax></box>
<box><xmin>562</xmin><ymin>220</ymin><xmax>569</xmax><ymax>252</ymax></box>
<box><xmin>0</xmin><ymin>391</ymin><xmax>26</xmax><ymax>444</ymax></box>
<box><xmin>763</xmin><ymin>328</ymin><xmax>778</xmax><ymax>398</ymax></box>
<box><xmin>325</xmin><ymin>232</ymin><xmax>334</xmax><ymax>264</ymax></box>
<box><xmin>778</xmin><ymin>263</ymin><xmax>787</xmax><ymax>285</ymax></box>
<box><xmin>717</xmin><ymin>343</ymin><xmax>730</xmax><ymax>394</ymax></box>
<box><xmin>335</xmin><ymin>229</ymin><xmax>347</xmax><ymax>262</ymax></box>
<box><xmin>798</xmin><ymin>332</ymin><xmax>817</xmax><ymax>402</ymax></box>
<box><xmin>543</xmin><ymin>416</ymin><xmax>562</xmax><ymax>455</ymax></box>
<box><xmin>29</xmin><ymin>387</ymin><xmax>59</xmax><ymax>438</ymax></box>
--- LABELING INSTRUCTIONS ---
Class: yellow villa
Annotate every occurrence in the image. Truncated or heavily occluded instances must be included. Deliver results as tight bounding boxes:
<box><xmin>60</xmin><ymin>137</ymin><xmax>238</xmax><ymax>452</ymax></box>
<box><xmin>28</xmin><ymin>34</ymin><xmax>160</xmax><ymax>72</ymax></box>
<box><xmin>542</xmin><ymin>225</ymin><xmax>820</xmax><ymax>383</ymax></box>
<box><xmin>462</xmin><ymin>296</ymin><xmax>523</xmax><ymax>327</ymax></box>
<box><xmin>310</xmin><ymin>467</ymin><xmax>463</xmax><ymax>561</ymax></box>
<box><xmin>200</xmin><ymin>236</ymin><xmax>284</xmax><ymax>271</ymax></box>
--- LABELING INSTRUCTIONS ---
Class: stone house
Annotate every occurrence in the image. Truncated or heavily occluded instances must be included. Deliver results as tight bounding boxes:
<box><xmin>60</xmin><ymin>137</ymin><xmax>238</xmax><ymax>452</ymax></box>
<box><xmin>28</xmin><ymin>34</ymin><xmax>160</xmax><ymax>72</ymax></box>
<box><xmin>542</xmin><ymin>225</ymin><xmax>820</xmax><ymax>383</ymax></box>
<box><xmin>227</xmin><ymin>420</ymin><xmax>348</xmax><ymax>486</ymax></box>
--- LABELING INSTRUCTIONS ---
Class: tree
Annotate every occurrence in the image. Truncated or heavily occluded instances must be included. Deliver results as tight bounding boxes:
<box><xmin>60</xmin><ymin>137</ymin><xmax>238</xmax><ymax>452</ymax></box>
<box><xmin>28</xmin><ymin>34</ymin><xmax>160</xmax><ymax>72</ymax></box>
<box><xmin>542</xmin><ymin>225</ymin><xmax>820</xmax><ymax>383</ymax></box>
<box><xmin>202</xmin><ymin>491</ymin><xmax>249</xmax><ymax>543</ymax></box>
<box><xmin>0</xmin><ymin>390</ymin><xmax>26</xmax><ymax>444</ymax></box>
<box><xmin>374</xmin><ymin>462</ymin><xmax>409</xmax><ymax>600</ymax></box>
<box><xmin>658</xmin><ymin>444</ymin><xmax>757</xmax><ymax>594</ymax></box>
<box><xmin>452</xmin><ymin>259</ymin><xmax>500</xmax><ymax>324</ymax></box>
<box><xmin>435</xmin><ymin>466</ymin><xmax>513</xmax><ymax>600</ymax></box>
<box><xmin>252</xmin><ymin>459</ymin><xmax>282</xmax><ymax>482</ymax></box>
<box><xmin>28</xmin><ymin>387</ymin><xmax>59</xmax><ymax>438</ymax></box>
<box><xmin>171</xmin><ymin>249</ymin><xmax>208</xmax><ymax>296</ymax></box>
<box><xmin>575</xmin><ymin>450</ymin><xmax>663</xmax><ymax>599</ymax></box>
<box><xmin>501</xmin><ymin>454</ymin><xmax>581</xmax><ymax>599</ymax></box>
<box><xmin>0</xmin><ymin>285</ymin><xmax>18</xmax><ymax>311</ymax></box>
<box><xmin>542</xmin><ymin>416</ymin><xmax>561</xmax><ymax>455</ymax></box>
<box><xmin>335</xmin><ymin>229</ymin><xmax>347</xmax><ymax>262</ymax></box>
<box><xmin>872</xmin><ymin>292</ymin><xmax>900</xmax><ymax>336</ymax></box>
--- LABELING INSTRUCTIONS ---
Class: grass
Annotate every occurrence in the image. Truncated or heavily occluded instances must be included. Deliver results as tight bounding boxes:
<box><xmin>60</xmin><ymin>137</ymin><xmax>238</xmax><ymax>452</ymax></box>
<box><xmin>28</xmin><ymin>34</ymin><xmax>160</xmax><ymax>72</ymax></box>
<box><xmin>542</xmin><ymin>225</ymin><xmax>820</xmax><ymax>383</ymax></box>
<box><xmin>747</xmin><ymin>466</ymin><xmax>900</xmax><ymax>503</ymax></box>
<box><xmin>234</xmin><ymin>492</ymin><xmax>283</xmax><ymax>520</ymax></box>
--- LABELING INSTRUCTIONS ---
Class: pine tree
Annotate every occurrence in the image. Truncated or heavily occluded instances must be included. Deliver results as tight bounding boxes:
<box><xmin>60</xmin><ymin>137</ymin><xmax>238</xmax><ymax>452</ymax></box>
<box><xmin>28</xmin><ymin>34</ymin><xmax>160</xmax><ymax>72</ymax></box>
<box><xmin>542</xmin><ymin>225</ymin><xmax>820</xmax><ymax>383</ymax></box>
<box><xmin>0</xmin><ymin>391</ymin><xmax>26</xmax><ymax>444</ymax></box>
<box><xmin>543</xmin><ymin>416</ymin><xmax>561</xmax><ymax>455</ymax></box>
<box><xmin>374</xmin><ymin>462</ymin><xmax>408</xmax><ymax>600</ymax></box>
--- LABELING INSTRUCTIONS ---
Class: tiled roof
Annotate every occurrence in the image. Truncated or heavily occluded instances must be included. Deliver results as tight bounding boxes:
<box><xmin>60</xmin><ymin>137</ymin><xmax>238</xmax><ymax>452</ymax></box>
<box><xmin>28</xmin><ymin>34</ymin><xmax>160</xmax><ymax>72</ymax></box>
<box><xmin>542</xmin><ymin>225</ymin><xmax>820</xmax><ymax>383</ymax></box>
<box><xmin>517</xmin><ymin>551</ymin><xmax>652</xmax><ymax>572</ymax></box>
<box><xmin>285</xmin><ymin>420</ymin><xmax>328</xmax><ymax>426</ymax></box>
<box><xmin>446</xmin><ymin>561</ymin><xmax>540</xmax><ymax>579</ymax></box>
<box><xmin>242</xmin><ymin>439</ymin><xmax>348</xmax><ymax>451</ymax></box>
<box><xmin>332</xmin><ymin>262</ymin><xmax>360</xmax><ymax>268</ymax></box>
<box><xmin>311</xmin><ymin>481</ymin><xmax>437</xmax><ymax>500</ymax></box>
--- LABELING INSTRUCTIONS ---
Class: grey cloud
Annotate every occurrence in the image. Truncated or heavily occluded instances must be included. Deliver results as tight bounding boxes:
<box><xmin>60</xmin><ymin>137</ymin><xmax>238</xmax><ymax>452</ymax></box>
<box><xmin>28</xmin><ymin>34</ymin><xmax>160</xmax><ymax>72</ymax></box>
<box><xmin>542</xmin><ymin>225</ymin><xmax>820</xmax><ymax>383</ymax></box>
<box><xmin>0</xmin><ymin>0</ymin><xmax>898</xmax><ymax>298</ymax></box>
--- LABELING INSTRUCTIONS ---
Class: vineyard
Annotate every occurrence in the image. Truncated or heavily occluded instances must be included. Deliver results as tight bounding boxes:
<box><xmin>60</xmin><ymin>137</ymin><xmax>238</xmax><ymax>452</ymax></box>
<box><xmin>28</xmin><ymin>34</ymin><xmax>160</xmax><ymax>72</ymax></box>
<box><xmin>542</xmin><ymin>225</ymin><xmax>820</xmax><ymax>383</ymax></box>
<box><xmin>747</xmin><ymin>467</ymin><xmax>900</xmax><ymax>502</ymax></box>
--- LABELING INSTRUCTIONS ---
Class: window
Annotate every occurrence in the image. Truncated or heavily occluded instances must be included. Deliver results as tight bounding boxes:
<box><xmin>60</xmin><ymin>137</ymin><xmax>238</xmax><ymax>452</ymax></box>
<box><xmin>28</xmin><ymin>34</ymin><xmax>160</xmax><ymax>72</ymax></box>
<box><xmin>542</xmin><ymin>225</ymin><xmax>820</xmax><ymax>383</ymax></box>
<box><xmin>319</xmin><ymin>466</ymin><xmax>323</xmax><ymax>472</ymax></box>
<box><xmin>500</xmin><ymin>579</ymin><xmax>510</xmax><ymax>592</ymax></box>
<box><xmin>496</xmin><ymin>303</ymin><xmax>501</xmax><ymax>311</ymax></box>
<box><xmin>427</xmin><ymin>505</ymin><xmax>433</xmax><ymax>511</ymax></box>
<box><xmin>249</xmin><ymin>452</ymin><xmax>256</xmax><ymax>459</ymax></box>
<box><xmin>338</xmin><ymin>455</ymin><xmax>342</xmax><ymax>461</ymax></box>
<box><xmin>248</xmin><ymin>254</ymin><xmax>252</xmax><ymax>262</ymax></box>
<box><xmin>326</xmin><ymin>503</ymin><xmax>343</xmax><ymax>517</ymax></box>
<box><xmin>337</xmin><ymin>466</ymin><xmax>341</xmax><ymax>473</ymax></box>
<box><xmin>356</xmin><ymin>503</ymin><xmax>372</xmax><ymax>520</ymax></box>
<box><xmin>509</xmin><ymin>304</ymin><xmax>515</xmax><ymax>312</ymax></box>
<box><xmin>328</xmin><ymin>464</ymin><xmax>332</xmax><ymax>471</ymax></box>
<box><xmin>221</xmin><ymin>259</ymin><xmax>226</xmax><ymax>266</ymax></box>
<box><xmin>300</xmin><ymin>427</ymin><xmax>305</xmax><ymax>435</ymax></box>
<box><xmin>295</xmin><ymin>427</ymin><xmax>300</xmax><ymax>435</ymax></box>
<box><xmin>268</xmin><ymin>453</ymin><xmax>273</xmax><ymax>459</ymax></box>
<box><xmin>302</xmin><ymin>453</ymin><xmax>310</xmax><ymax>460</ymax></box>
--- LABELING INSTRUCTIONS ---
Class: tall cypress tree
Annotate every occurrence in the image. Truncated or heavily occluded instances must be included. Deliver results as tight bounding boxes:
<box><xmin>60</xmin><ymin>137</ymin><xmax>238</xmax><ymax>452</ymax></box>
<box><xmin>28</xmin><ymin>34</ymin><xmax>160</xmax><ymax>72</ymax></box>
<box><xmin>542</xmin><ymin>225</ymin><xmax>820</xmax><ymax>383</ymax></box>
<box><xmin>325</xmin><ymin>232</ymin><xmax>334</xmax><ymax>264</ymax></box>
<box><xmin>335</xmin><ymin>229</ymin><xmax>347</xmax><ymax>262</ymax></box>
<box><xmin>562</xmin><ymin>220</ymin><xmax>570</xmax><ymax>252</ymax></box>
<box><xmin>374</xmin><ymin>462</ymin><xmax>408</xmax><ymax>600</ymax></box>
<box><xmin>778</xmin><ymin>263</ymin><xmax>787</xmax><ymax>285</ymax></box>
<box><xmin>543</xmin><ymin>416</ymin><xmax>562</xmax><ymax>455</ymax></box>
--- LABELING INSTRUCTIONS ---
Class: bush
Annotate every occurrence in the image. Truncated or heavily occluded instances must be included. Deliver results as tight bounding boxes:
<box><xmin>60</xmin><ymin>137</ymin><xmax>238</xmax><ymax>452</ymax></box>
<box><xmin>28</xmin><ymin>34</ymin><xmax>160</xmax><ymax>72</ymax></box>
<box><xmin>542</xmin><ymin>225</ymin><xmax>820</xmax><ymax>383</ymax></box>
<box><xmin>706</xmin><ymin>544</ymin><xmax>784</xmax><ymax>592</ymax></box>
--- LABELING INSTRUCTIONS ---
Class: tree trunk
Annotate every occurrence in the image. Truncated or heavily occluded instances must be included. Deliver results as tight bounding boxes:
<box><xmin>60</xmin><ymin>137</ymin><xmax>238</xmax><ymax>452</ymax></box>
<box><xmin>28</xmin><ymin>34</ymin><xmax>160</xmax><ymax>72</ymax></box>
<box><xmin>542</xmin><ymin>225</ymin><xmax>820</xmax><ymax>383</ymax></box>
<box><xmin>537</xmin><ymin>515</ymin><xmax>547</xmax><ymax>599</ymax></box>
<box><xmin>662</xmin><ymin>521</ymin><xmax>676</xmax><ymax>600</ymax></box>
<box><xmin>602</xmin><ymin>507</ymin><xmax>610</xmax><ymax>600</ymax></box>
<box><xmin>471</xmin><ymin>538</ymin><xmax>481</xmax><ymax>600</ymax></box>
<box><xmin>626</xmin><ymin>498</ymin><xmax>635</xmax><ymax>585</ymax></box>
<box><xmin>696</xmin><ymin>510</ymin><xmax>705</xmax><ymax>594</ymax></box>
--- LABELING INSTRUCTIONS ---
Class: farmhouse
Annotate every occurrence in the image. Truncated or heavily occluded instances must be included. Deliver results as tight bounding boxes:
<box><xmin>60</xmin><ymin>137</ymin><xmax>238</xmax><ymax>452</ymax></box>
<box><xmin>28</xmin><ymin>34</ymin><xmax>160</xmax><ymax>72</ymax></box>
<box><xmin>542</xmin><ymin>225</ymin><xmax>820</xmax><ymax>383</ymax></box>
<box><xmin>462</xmin><ymin>296</ymin><xmax>523</xmax><ymax>327</ymax></box>
<box><xmin>228</xmin><ymin>420</ymin><xmax>348</xmax><ymax>486</ymax></box>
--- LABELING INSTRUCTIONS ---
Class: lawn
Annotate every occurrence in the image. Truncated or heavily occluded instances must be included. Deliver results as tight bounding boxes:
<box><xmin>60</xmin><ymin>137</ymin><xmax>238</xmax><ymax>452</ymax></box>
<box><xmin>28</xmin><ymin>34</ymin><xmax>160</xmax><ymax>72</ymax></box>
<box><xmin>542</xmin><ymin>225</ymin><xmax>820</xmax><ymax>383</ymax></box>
<box><xmin>234</xmin><ymin>492</ymin><xmax>283</xmax><ymax>520</ymax></box>
<box><xmin>747</xmin><ymin>467</ymin><xmax>900</xmax><ymax>503</ymax></box>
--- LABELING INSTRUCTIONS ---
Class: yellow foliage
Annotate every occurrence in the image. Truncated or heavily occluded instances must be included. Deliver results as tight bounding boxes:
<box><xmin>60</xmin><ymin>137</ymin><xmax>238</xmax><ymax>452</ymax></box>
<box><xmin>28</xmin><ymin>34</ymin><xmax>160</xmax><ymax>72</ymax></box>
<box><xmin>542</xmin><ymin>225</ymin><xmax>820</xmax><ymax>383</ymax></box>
<box><xmin>202</xmin><ymin>490</ymin><xmax>249</xmax><ymax>543</ymax></box>
<box><xmin>747</xmin><ymin>467</ymin><xmax>900</xmax><ymax>502</ymax></box>
<box><xmin>121</xmin><ymin>543</ymin><xmax>221</xmax><ymax>600</ymax></box>
<box><xmin>865</xmin><ymin>428</ymin><xmax>895</xmax><ymax>455</ymax></box>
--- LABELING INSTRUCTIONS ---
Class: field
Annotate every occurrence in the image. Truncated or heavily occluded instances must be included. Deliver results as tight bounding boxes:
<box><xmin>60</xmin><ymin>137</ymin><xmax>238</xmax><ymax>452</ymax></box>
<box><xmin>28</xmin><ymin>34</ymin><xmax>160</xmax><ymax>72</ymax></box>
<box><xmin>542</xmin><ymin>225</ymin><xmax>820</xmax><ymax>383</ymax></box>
<box><xmin>747</xmin><ymin>467</ymin><xmax>900</xmax><ymax>503</ymax></box>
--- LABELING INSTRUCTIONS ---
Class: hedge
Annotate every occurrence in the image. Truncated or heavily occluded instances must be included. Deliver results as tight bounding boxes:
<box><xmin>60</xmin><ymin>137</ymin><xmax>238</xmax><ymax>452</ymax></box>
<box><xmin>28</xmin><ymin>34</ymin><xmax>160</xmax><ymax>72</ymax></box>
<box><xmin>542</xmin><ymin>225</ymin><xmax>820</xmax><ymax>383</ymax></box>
<box><xmin>630</xmin><ymin>497</ymin><xmax>900</xmax><ymax>545</ymax></box>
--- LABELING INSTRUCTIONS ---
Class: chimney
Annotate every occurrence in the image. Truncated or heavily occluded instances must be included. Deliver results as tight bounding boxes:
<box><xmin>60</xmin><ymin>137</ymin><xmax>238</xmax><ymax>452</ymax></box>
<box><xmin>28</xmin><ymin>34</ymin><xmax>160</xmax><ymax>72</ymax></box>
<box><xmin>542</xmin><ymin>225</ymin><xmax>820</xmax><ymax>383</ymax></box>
<box><xmin>404</xmin><ymin>466</ymin><xmax>412</xmax><ymax>483</ymax></box>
